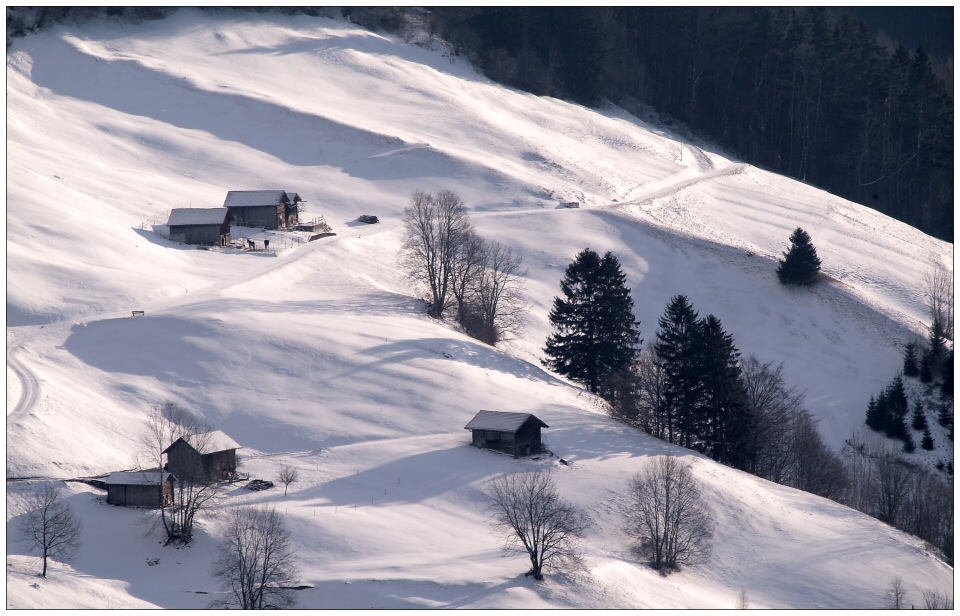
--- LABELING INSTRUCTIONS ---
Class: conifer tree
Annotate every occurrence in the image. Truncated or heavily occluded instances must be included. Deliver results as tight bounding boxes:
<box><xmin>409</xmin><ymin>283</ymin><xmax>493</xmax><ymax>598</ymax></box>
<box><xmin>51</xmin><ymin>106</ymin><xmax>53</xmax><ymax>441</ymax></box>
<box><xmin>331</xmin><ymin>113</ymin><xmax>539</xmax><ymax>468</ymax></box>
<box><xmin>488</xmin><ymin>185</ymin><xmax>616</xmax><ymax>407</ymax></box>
<box><xmin>654</xmin><ymin>295</ymin><xmax>703</xmax><ymax>448</ymax></box>
<box><xmin>921</xmin><ymin>427</ymin><xmax>934</xmax><ymax>450</ymax></box>
<box><xmin>698</xmin><ymin>314</ymin><xmax>752</xmax><ymax>469</ymax></box>
<box><xmin>543</xmin><ymin>249</ymin><xmax>641</xmax><ymax>394</ymax></box>
<box><xmin>776</xmin><ymin>227</ymin><xmax>822</xmax><ymax>286</ymax></box>
<box><xmin>902</xmin><ymin>434</ymin><xmax>916</xmax><ymax>453</ymax></box>
<box><xmin>883</xmin><ymin>376</ymin><xmax>909</xmax><ymax>440</ymax></box>
<box><xmin>910</xmin><ymin>400</ymin><xmax>927</xmax><ymax>431</ymax></box>
<box><xmin>902</xmin><ymin>342</ymin><xmax>920</xmax><ymax>377</ymax></box>
<box><xmin>865</xmin><ymin>395</ymin><xmax>885</xmax><ymax>432</ymax></box>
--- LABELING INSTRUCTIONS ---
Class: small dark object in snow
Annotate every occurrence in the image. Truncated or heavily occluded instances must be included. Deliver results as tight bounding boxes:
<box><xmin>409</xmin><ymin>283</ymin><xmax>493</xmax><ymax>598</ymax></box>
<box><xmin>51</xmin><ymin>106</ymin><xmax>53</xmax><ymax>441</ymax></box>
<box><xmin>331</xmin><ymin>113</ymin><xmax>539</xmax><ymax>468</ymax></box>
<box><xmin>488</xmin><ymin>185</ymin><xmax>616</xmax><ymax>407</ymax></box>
<box><xmin>559</xmin><ymin>459</ymin><xmax>569</xmax><ymax>466</ymax></box>
<box><xmin>245</xmin><ymin>479</ymin><xmax>275</xmax><ymax>491</ymax></box>
<box><xmin>358</xmin><ymin>215</ymin><xmax>380</xmax><ymax>224</ymax></box>
<box><xmin>146</xmin><ymin>557</ymin><xmax>160</xmax><ymax>566</ymax></box>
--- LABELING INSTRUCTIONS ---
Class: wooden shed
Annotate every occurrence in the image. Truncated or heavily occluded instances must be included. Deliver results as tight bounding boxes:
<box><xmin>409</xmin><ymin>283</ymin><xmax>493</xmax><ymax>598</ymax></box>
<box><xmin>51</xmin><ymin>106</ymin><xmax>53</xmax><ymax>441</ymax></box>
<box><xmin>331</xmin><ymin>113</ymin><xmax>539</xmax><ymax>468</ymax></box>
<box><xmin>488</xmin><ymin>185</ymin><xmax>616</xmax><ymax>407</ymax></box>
<box><xmin>166</xmin><ymin>207</ymin><xmax>232</xmax><ymax>246</ymax></box>
<box><xmin>223</xmin><ymin>190</ymin><xmax>301</xmax><ymax>230</ymax></box>
<box><xmin>104</xmin><ymin>471</ymin><xmax>176</xmax><ymax>507</ymax></box>
<box><xmin>464</xmin><ymin>410</ymin><xmax>549</xmax><ymax>457</ymax></box>
<box><xmin>162</xmin><ymin>430</ymin><xmax>240</xmax><ymax>483</ymax></box>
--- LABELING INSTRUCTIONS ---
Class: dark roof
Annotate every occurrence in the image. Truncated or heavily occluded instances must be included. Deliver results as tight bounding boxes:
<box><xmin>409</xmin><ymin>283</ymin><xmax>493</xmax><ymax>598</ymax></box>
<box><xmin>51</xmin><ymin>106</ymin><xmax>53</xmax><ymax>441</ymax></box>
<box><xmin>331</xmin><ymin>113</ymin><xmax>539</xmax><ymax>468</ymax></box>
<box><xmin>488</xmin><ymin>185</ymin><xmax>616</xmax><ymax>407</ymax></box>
<box><xmin>464</xmin><ymin>410</ymin><xmax>548</xmax><ymax>432</ymax></box>
<box><xmin>104</xmin><ymin>471</ymin><xmax>174</xmax><ymax>486</ymax></box>
<box><xmin>167</xmin><ymin>208</ymin><xmax>230</xmax><ymax>226</ymax></box>
<box><xmin>162</xmin><ymin>430</ymin><xmax>241</xmax><ymax>455</ymax></box>
<box><xmin>223</xmin><ymin>190</ymin><xmax>288</xmax><ymax>207</ymax></box>
<box><xmin>285</xmin><ymin>192</ymin><xmax>302</xmax><ymax>202</ymax></box>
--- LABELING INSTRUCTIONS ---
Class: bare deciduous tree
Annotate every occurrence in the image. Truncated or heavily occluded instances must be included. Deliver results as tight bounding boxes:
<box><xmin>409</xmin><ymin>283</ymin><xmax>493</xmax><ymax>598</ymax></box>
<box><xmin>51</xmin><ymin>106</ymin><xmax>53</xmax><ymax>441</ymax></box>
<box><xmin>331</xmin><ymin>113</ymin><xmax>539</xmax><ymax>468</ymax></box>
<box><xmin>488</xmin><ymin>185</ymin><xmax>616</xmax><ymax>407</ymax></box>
<box><xmin>740</xmin><ymin>355</ymin><xmax>804</xmax><ymax>484</ymax></box>
<box><xmin>401</xmin><ymin>189</ymin><xmax>473</xmax><ymax>319</ymax></box>
<box><xmin>883</xmin><ymin>575</ymin><xmax>908</xmax><ymax>609</ymax></box>
<box><xmin>924</xmin><ymin>263</ymin><xmax>953</xmax><ymax>341</ymax></box>
<box><xmin>140</xmin><ymin>401</ymin><xmax>220</xmax><ymax>544</ymax></box>
<box><xmin>277</xmin><ymin>464</ymin><xmax>299</xmax><ymax>497</ymax></box>
<box><xmin>486</xmin><ymin>470</ymin><xmax>589</xmax><ymax>580</ymax></box>
<box><xmin>623</xmin><ymin>455</ymin><xmax>713</xmax><ymax>574</ymax></box>
<box><xmin>18</xmin><ymin>483</ymin><xmax>81</xmax><ymax>578</ymax></box>
<box><xmin>737</xmin><ymin>588</ymin><xmax>750</xmax><ymax>609</ymax></box>
<box><xmin>211</xmin><ymin>506</ymin><xmax>300</xmax><ymax>609</ymax></box>
<box><xmin>449</xmin><ymin>229</ymin><xmax>486</xmax><ymax>319</ymax></box>
<box><xmin>921</xmin><ymin>589</ymin><xmax>953</xmax><ymax>609</ymax></box>
<box><xmin>467</xmin><ymin>240</ymin><xmax>527</xmax><ymax>344</ymax></box>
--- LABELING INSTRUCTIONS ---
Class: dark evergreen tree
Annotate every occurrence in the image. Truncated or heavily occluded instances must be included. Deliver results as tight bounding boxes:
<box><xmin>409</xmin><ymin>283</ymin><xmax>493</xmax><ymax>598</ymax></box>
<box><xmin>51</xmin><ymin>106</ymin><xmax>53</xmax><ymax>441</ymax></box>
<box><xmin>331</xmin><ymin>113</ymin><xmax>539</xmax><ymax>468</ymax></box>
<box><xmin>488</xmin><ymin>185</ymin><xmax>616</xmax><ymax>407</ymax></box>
<box><xmin>920</xmin><ymin>349</ymin><xmax>935</xmax><ymax>383</ymax></box>
<box><xmin>910</xmin><ymin>400</ymin><xmax>927</xmax><ymax>431</ymax></box>
<box><xmin>940</xmin><ymin>349</ymin><xmax>953</xmax><ymax>398</ymax></box>
<box><xmin>776</xmin><ymin>228</ymin><xmax>822</xmax><ymax>286</ymax></box>
<box><xmin>653</xmin><ymin>295</ymin><xmax>703</xmax><ymax>448</ymax></box>
<box><xmin>921</xmin><ymin>427</ymin><xmax>934</xmax><ymax>450</ymax></box>
<box><xmin>543</xmin><ymin>249</ymin><xmax>641</xmax><ymax>395</ymax></box>
<box><xmin>883</xmin><ymin>376</ymin><xmax>909</xmax><ymax>440</ymax></box>
<box><xmin>902</xmin><ymin>342</ymin><xmax>920</xmax><ymax>377</ymax></box>
<box><xmin>921</xmin><ymin>316</ymin><xmax>948</xmax><ymax>383</ymax></box>
<box><xmin>937</xmin><ymin>396</ymin><xmax>953</xmax><ymax>430</ymax></box>
<box><xmin>902</xmin><ymin>433</ymin><xmax>916</xmax><ymax>453</ymax></box>
<box><xmin>697</xmin><ymin>314</ymin><xmax>753</xmax><ymax>469</ymax></box>
<box><xmin>865</xmin><ymin>394</ymin><xmax>885</xmax><ymax>432</ymax></box>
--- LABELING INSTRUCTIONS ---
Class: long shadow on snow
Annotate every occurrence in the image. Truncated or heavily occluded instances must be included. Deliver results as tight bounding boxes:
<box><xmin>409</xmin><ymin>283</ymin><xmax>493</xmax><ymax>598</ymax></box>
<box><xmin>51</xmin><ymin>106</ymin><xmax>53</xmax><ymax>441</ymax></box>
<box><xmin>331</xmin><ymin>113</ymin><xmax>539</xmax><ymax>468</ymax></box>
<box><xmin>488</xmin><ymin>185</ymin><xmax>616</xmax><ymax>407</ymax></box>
<box><xmin>25</xmin><ymin>35</ymin><xmax>509</xmax><ymax>186</ymax></box>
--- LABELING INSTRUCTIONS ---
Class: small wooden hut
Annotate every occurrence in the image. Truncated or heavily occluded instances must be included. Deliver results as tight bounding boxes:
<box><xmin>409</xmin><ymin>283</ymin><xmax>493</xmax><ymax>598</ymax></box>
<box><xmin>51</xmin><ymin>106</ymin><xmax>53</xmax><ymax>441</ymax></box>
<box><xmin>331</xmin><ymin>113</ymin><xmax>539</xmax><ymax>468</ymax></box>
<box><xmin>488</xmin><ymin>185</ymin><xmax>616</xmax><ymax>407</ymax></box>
<box><xmin>162</xmin><ymin>430</ymin><xmax>240</xmax><ymax>482</ymax></box>
<box><xmin>464</xmin><ymin>410</ymin><xmax>549</xmax><ymax>457</ymax></box>
<box><xmin>166</xmin><ymin>207</ymin><xmax>232</xmax><ymax>246</ymax></box>
<box><xmin>223</xmin><ymin>190</ymin><xmax>301</xmax><ymax>229</ymax></box>
<box><xmin>104</xmin><ymin>471</ymin><xmax>176</xmax><ymax>507</ymax></box>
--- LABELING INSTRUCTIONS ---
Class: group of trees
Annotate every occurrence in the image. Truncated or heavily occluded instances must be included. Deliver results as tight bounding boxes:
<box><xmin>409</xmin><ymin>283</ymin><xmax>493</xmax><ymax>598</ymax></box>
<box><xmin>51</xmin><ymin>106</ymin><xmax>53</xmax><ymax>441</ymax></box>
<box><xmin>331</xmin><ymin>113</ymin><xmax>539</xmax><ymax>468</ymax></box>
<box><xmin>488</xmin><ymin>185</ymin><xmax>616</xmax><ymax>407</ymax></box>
<box><xmin>487</xmin><ymin>457</ymin><xmax>712</xmax><ymax>579</ymax></box>
<box><xmin>429</xmin><ymin>7</ymin><xmax>953</xmax><ymax>242</ymax></box>
<box><xmin>841</xmin><ymin>435</ymin><xmax>953</xmax><ymax>560</ymax></box>
<box><xmin>401</xmin><ymin>189</ymin><xmax>526</xmax><ymax>345</ymax></box>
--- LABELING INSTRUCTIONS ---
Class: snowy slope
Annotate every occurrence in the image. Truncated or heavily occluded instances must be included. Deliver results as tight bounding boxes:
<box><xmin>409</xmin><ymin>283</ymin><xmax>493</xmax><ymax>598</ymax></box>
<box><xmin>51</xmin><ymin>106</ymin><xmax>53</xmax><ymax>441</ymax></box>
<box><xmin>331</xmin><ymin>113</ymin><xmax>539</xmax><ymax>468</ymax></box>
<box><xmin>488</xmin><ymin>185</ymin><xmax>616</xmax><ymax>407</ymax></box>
<box><xmin>6</xmin><ymin>10</ymin><xmax>953</xmax><ymax>609</ymax></box>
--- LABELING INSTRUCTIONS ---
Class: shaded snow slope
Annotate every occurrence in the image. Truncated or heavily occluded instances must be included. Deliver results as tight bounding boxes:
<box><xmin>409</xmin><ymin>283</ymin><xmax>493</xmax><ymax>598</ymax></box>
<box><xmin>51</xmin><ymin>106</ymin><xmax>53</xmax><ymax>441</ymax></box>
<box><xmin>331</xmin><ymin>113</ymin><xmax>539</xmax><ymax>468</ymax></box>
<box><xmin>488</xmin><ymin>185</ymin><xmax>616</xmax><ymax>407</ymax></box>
<box><xmin>6</xmin><ymin>10</ymin><xmax>953</xmax><ymax>609</ymax></box>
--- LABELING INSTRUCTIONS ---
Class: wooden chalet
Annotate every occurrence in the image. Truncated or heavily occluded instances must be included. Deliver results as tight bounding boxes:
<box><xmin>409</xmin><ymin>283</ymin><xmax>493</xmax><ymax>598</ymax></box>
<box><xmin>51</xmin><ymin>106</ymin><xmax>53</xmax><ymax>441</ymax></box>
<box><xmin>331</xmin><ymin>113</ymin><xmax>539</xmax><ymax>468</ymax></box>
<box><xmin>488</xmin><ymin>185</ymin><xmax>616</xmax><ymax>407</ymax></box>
<box><xmin>166</xmin><ymin>207</ymin><xmax>232</xmax><ymax>246</ymax></box>
<box><xmin>223</xmin><ymin>190</ymin><xmax>302</xmax><ymax>230</ymax></box>
<box><xmin>464</xmin><ymin>410</ymin><xmax>549</xmax><ymax>457</ymax></box>
<box><xmin>104</xmin><ymin>471</ymin><xmax>176</xmax><ymax>507</ymax></box>
<box><xmin>162</xmin><ymin>430</ymin><xmax>240</xmax><ymax>482</ymax></box>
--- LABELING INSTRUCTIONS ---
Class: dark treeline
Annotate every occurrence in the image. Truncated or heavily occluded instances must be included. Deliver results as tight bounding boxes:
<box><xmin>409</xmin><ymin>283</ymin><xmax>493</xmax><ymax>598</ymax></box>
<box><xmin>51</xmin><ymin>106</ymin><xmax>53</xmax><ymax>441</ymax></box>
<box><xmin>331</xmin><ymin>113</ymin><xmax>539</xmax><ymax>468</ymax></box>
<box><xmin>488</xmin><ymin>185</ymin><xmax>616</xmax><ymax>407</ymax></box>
<box><xmin>432</xmin><ymin>7</ymin><xmax>953</xmax><ymax>242</ymax></box>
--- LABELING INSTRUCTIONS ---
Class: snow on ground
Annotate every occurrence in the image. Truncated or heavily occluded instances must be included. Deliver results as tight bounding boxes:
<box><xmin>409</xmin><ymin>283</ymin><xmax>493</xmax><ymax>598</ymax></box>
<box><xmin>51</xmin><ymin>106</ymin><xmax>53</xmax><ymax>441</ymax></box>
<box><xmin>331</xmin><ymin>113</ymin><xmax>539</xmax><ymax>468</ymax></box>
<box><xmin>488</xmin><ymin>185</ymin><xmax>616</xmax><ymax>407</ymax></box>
<box><xmin>6</xmin><ymin>10</ymin><xmax>953</xmax><ymax>609</ymax></box>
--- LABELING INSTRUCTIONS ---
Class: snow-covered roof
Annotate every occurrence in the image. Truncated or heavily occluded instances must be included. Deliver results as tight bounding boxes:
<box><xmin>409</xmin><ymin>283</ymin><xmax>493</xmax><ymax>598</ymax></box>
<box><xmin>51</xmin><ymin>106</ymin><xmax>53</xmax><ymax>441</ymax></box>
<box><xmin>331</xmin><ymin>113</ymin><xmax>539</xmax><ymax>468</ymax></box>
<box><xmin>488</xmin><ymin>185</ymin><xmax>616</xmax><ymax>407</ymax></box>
<box><xmin>223</xmin><ymin>190</ymin><xmax>287</xmax><ymax>207</ymax></box>
<box><xmin>185</xmin><ymin>430</ymin><xmax>241</xmax><ymax>452</ymax></box>
<box><xmin>167</xmin><ymin>207</ymin><xmax>230</xmax><ymax>226</ymax></box>
<box><xmin>464</xmin><ymin>410</ymin><xmax>548</xmax><ymax>432</ymax></box>
<box><xmin>104</xmin><ymin>471</ymin><xmax>174</xmax><ymax>486</ymax></box>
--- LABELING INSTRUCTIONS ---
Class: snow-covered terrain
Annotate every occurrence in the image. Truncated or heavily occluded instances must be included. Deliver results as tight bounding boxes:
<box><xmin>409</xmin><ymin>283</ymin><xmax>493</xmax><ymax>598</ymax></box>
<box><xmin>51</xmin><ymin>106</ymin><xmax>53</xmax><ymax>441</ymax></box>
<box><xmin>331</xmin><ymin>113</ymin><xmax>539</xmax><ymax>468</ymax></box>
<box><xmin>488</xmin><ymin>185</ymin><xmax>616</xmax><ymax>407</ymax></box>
<box><xmin>6</xmin><ymin>10</ymin><xmax>953</xmax><ymax>609</ymax></box>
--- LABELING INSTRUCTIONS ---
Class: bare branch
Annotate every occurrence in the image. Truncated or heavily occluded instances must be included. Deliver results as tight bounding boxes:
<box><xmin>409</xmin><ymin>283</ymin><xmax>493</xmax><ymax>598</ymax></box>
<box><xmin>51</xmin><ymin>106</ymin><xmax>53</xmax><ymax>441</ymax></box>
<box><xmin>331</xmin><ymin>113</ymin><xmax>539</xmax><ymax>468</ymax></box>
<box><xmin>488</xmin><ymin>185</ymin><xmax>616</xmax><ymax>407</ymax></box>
<box><xmin>18</xmin><ymin>483</ymin><xmax>81</xmax><ymax>577</ymax></box>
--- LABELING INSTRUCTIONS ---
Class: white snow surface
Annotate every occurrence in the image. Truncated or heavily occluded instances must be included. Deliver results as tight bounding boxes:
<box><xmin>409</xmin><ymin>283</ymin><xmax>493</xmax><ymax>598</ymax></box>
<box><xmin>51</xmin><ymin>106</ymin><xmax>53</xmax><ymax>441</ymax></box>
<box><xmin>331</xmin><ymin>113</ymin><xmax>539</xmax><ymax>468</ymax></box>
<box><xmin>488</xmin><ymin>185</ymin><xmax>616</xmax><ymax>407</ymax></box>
<box><xmin>5</xmin><ymin>10</ymin><xmax>953</xmax><ymax>609</ymax></box>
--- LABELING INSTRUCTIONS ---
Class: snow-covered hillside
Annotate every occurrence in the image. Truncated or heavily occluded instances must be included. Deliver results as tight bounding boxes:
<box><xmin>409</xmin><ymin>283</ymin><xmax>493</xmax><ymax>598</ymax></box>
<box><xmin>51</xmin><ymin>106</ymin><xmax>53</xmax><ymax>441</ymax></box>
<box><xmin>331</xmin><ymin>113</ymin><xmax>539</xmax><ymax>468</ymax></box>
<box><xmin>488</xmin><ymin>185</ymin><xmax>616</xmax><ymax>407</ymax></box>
<box><xmin>6</xmin><ymin>10</ymin><xmax>953</xmax><ymax>609</ymax></box>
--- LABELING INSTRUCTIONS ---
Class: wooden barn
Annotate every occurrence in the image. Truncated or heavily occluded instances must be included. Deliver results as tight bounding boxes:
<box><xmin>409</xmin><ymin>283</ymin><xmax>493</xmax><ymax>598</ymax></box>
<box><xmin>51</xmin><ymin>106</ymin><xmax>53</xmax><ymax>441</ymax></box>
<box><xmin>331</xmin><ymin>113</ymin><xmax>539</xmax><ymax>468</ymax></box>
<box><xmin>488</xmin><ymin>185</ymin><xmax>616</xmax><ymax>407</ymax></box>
<box><xmin>162</xmin><ymin>430</ymin><xmax>240</xmax><ymax>482</ymax></box>
<box><xmin>166</xmin><ymin>207</ymin><xmax>232</xmax><ymax>246</ymax></box>
<box><xmin>223</xmin><ymin>190</ymin><xmax>302</xmax><ymax>230</ymax></box>
<box><xmin>464</xmin><ymin>410</ymin><xmax>549</xmax><ymax>457</ymax></box>
<box><xmin>104</xmin><ymin>471</ymin><xmax>176</xmax><ymax>507</ymax></box>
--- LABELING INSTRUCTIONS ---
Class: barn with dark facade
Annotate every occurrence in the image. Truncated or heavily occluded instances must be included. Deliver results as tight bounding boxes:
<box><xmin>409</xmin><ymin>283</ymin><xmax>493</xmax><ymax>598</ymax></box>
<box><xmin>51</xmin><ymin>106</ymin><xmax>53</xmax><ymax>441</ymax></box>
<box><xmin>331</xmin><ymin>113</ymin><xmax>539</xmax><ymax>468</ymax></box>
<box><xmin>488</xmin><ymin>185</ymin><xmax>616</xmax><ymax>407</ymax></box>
<box><xmin>162</xmin><ymin>430</ymin><xmax>240</xmax><ymax>482</ymax></box>
<box><xmin>223</xmin><ymin>190</ymin><xmax>301</xmax><ymax>230</ymax></box>
<box><xmin>104</xmin><ymin>471</ymin><xmax>176</xmax><ymax>507</ymax></box>
<box><xmin>166</xmin><ymin>207</ymin><xmax>232</xmax><ymax>246</ymax></box>
<box><xmin>464</xmin><ymin>410</ymin><xmax>549</xmax><ymax>457</ymax></box>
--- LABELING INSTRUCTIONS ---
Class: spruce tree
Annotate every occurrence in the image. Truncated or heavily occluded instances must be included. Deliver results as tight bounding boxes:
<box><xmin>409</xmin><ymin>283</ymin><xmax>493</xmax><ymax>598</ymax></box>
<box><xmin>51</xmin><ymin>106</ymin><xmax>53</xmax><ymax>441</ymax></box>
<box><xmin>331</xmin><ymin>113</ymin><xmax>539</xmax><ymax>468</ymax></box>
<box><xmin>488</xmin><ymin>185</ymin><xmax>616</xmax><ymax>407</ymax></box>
<box><xmin>883</xmin><ymin>376</ymin><xmax>909</xmax><ymax>440</ymax></box>
<box><xmin>910</xmin><ymin>400</ymin><xmax>927</xmax><ymax>431</ymax></box>
<box><xmin>543</xmin><ymin>249</ymin><xmax>641</xmax><ymax>395</ymax></box>
<box><xmin>921</xmin><ymin>427</ymin><xmax>934</xmax><ymax>450</ymax></box>
<box><xmin>776</xmin><ymin>227</ymin><xmax>822</xmax><ymax>286</ymax></box>
<box><xmin>654</xmin><ymin>295</ymin><xmax>703</xmax><ymax>448</ymax></box>
<box><xmin>902</xmin><ymin>433</ymin><xmax>916</xmax><ymax>453</ymax></box>
<box><xmin>698</xmin><ymin>314</ymin><xmax>752</xmax><ymax>469</ymax></box>
<box><xmin>902</xmin><ymin>342</ymin><xmax>919</xmax><ymax>377</ymax></box>
<box><xmin>865</xmin><ymin>395</ymin><xmax>885</xmax><ymax>432</ymax></box>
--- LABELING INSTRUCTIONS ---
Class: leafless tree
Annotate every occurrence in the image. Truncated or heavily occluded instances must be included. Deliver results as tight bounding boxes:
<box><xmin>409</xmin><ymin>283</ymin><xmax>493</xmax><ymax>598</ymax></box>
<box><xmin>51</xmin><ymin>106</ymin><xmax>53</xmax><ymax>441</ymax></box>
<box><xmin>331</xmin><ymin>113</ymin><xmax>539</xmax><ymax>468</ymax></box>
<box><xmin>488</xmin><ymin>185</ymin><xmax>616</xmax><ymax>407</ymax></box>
<box><xmin>18</xmin><ymin>483</ymin><xmax>81</xmax><ymax>578</ymax></box>
<box><xmin>140</xmin><ymin>401</ymin><xmax>220</xmax><ymax>544</ymax></box>
<box><xmin>277</xmin><ymin>465</ymin><xmax>299</xmax><ymax>497</ymax></box>
<box><xmin>449</xmin><ymin>229</ymin><xmax>486</xmax><ymax>319</ymax></box>
<box><xmin>737</xmin><ymin>588</ymin><xmax>750</xmax><ymax>609</ymax></box>
<box><xmin>486</xmin><ymin>470</ymin><xmax>589</xmax><ymax>580</ymax></box>
<box><xmin>623</xmin><ymin>455</ymin><xmax>713</xmax><ymax>574</ymax></box>
<box><xmin>740</xmin><ymin>355</ymin><xmax>804</xmax><ymax>484</ymax></box>
<box><xmin>873</xmin><ymin>443</ymin><xmax>914</xmax><ymax>526</ymax></box>
<box><xmin>211</xmin><ymin>506</ymin><xmax>300</xmax><ymax>609</ymax></box>
<box><xmin>883</xmin><ymin>575</ymin><xmax>908</xmax><ymax>609</ymax></box>
<box><xmin>924</xmin><ymin>262</ymin><xmax>953</xmax><ymax>341</ymax></box>
<box><xmin>468</xmin><ymin>240</ymin><xmax>527</xmax><ymax>344</ymax></box>
<box><xmin>790</xmin><ymin>410</ymin><xmax>848</xmax><ymax>500</ymax></box>
<box><xmin>921</xmin><ymin>589</ymin><xmax>953</xmax><ymax>609</ymax></box>
<box><xmin>401</xmin><ymin>189</ymin><xmax>473</xmax><ymax>319</ymax></box>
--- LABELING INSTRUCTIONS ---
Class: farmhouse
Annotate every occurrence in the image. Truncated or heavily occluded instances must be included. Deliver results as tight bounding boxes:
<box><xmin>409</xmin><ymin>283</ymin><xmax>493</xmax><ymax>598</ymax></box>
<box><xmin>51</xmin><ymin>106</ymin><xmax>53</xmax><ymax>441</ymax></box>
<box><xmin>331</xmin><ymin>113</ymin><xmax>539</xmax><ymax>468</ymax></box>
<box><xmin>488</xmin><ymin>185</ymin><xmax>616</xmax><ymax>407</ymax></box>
<box><xmin>162</xmin><ymin>430</ymin><xmax>240</xmax><ymax>482</ymax></box>
<box><xmin>223</xmin><ymin>190</ymin><xmax>302</xmax><ymax>229</ymax></box>
<box><xmin>104</xmin><ymin>471</ymin><xmax>176</xmax><ymax>507</ymax></box>
<box><xmin>464</xmin><ymin>410</ymin><xmax>549</xmax><ymax>457</ymax></box>
<box><xmin>166</xmin><ymin>207</ymin><xmax>232</xmax><ymax>246</ymax></box>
